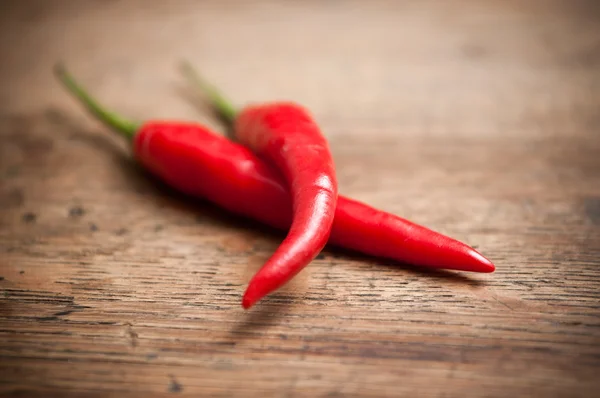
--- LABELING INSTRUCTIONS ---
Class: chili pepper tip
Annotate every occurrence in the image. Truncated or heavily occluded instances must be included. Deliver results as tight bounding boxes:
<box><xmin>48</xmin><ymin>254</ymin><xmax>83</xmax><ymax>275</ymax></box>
<box><xmin>469</xmin><ymin>249</ymin><xmax>496</xmax><ymax>273</ymax></box>
<box><xmin>241</xmin><ymin>297</ymin><xmax>253</xmax><ymax>310</ymax></box>
<box><xmin>241</xmin><ymin>284</ymin><xmax>263</xmax><ymax>309</ymax></box>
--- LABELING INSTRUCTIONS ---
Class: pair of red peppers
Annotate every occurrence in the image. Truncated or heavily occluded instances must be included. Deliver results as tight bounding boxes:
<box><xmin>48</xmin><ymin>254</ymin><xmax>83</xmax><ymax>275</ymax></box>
<box><xmin>55</xmin><ymin>63</ymin><xmax>495</xmax><ymax>309</ymax></box>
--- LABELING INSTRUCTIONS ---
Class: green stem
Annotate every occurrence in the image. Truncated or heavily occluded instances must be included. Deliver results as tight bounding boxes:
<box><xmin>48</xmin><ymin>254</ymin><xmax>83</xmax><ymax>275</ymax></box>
<box><xmin>180</xmin><ymin>60</ymin><xmax>238</xmax><ymax>127</ymax></box>
<box><xmin>54</xmin><ymin>63</ymin><xmax>139</xmax><ymax>141</ymax></box>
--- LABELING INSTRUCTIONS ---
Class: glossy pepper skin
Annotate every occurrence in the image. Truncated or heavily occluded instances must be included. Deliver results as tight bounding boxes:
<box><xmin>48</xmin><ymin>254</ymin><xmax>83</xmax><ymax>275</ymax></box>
<box><xmin>234</xmin><ymin>103</ymin><xmax>338</xmax><ymax>308</ymax></box>
<box><xmin>56</xmin><ymin>65</ymin><xmax>495</xmax><ymax>308</ymax></box>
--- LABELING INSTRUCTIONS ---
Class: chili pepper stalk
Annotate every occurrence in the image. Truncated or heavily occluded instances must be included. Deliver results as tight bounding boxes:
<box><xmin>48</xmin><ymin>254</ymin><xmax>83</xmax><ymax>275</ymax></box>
<box><xmin>55</xmin><ymin>64</ymin><xmax>139</xmax><ymax>140</ymax></box>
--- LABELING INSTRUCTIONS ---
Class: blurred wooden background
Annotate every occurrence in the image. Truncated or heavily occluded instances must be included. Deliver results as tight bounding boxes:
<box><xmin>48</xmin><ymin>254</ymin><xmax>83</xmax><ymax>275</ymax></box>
<box><xmin>1</xmin><ymin>0</ymin><xmax>599</xmax><ymax>397</ymax></box>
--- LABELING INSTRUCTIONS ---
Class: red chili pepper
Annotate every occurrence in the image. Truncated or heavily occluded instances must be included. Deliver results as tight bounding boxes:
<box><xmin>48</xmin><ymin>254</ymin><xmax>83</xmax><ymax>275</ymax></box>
<box><xmin>56</xmin><ymin>65</ymin><xmax>495</xmax><ymax>305</ymax></box>
<box><xmin>238</xmin><ymin>106</ymin><xmax>339</xmax><ymax>308</ymax></box>
<box><xmin>181</xmin><ymin>65</ymin><xmax>339</xmax><ymax>308</ymax></box>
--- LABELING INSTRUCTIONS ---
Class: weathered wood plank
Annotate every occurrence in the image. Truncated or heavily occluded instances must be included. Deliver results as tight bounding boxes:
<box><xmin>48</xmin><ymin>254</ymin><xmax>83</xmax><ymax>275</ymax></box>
<box><xmin>1</xmin><ymin>0</ymin><xmax>599</xmax><ymax>397</ymax></box>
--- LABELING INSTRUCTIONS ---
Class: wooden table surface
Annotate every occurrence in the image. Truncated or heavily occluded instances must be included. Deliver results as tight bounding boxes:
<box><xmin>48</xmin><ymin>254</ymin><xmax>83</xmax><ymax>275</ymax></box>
<box><xmin>1</xmin><ymin>1</ymin><xmax>599</xmax><ymax>397</ymax></box>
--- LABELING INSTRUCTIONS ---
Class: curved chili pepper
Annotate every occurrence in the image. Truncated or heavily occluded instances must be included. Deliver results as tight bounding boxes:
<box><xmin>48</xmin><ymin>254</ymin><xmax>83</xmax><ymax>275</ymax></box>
<box><xmin>56</xmin><ymin>65</ymin><xmax>494</xmax><ymax>304</ymax></box>
<box><xmin>181</xmin><ymin>64</ymin><xmax>339</xmax><ymax>308</ymax></box>
<box><xmin>238</xmin><ymin>105</ymin><xmax>338</xmax><ymax>308</ymax></box>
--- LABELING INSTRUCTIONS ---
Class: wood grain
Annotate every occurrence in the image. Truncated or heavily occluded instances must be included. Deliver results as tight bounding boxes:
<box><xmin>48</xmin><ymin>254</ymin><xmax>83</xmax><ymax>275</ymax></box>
<box><xmin>1</xmin><ymin>0</ymin><xmax>599</xmax><ymax>397</ymax></box>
